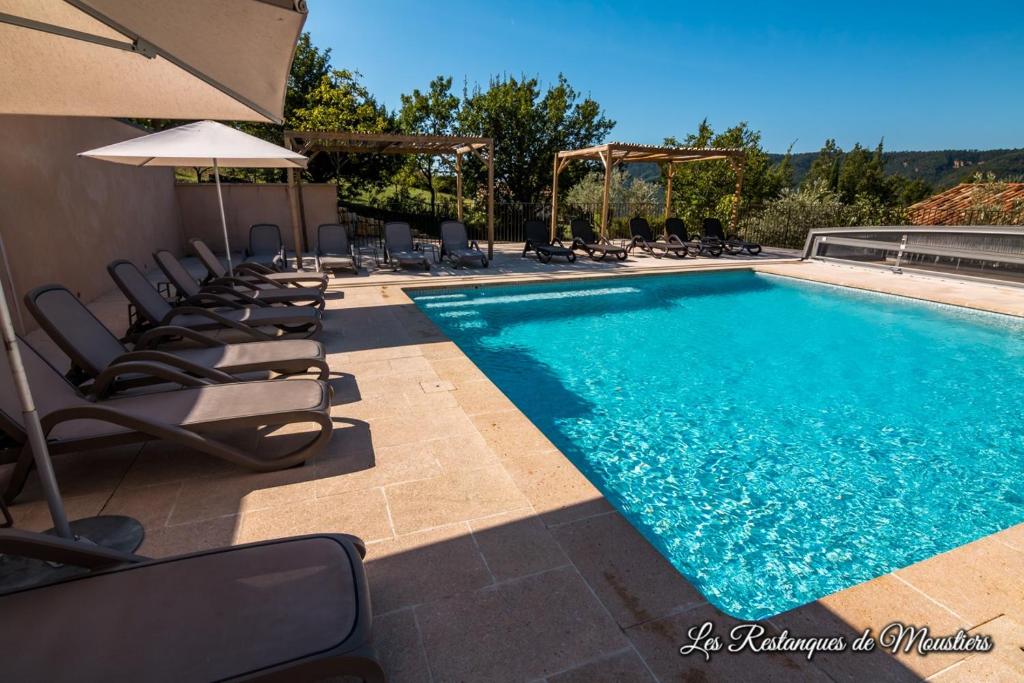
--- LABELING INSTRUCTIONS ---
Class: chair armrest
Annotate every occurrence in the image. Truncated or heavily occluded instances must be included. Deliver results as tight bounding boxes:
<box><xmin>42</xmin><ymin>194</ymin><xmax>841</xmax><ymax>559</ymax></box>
<box><xmin>161</xmin><ymin>307</ymin><xmax>273</xmax><ymax>341</ymax></box>
<box><xmin>111</xmin><ymin>351</ymin><xmax>238</xmax><ymax>383</ymax></box>
<box><xmin>208</xmin><ymin>276</ymin><xmax>260</xmax><ymax>293</ymax></box>
<box><xmin>180</xmin><ymin>292</ymin><xmax>250</xmax><ymax>310</ymax></box>
<box><xmin>92</xmin><ymin>360</ymin><xmax>214</xmax><ymax>398</ymax></box>
<box><xmin>198</xmin><ymin>284</ymin><xmax>267</xmax><ymax>307</ymax></box>
<box><xmin>0</xmin><ymin>528</ymin><xmax>144</xmax><ymax>569</ymax></box>
<box><xmin>134</xmin><ymin>325</ymin><xmax>225</xmax><ymax>349</ymax></box>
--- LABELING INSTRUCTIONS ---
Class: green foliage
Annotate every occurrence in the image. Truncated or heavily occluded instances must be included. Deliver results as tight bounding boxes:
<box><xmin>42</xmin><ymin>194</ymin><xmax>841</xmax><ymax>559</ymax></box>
<box><xmin>397</xmin><ymin>76</ymin><xmax>461</xmax><ymax>214</ymax></box>
<box><xmin>457</xmin><ymin>74</ymin><xmax>615</xmax><ymax>202</ymax></box>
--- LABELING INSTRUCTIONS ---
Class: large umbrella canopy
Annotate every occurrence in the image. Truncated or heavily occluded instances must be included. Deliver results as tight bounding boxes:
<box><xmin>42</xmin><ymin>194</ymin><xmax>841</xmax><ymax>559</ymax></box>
<box><xmin>0</xmin><ymin>0</ymin><xmax>306</xmax><ymax>123</ymax></box>
<box><xmin>80</xmin><ymin>120</ymin><xmax>307</xmax><ymax>271</ymax></box>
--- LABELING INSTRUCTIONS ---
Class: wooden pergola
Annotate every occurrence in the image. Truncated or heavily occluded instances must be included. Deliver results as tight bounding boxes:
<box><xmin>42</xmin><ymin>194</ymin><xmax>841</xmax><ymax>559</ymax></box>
<box><xmin>283</xmin><ymin>131</ymin><xmax>496</xmax><ymax>262</ymax></box>
<box><xmin>550</xmin><ymin>142</ymin><xmax>746</xmax><ymax>239</ymax></box>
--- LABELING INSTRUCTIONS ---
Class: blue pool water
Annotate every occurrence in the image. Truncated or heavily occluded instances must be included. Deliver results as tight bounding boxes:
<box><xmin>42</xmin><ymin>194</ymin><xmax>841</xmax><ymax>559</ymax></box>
<box><xmin>410</xmin><ymin>271</ymin><xmax>1024</xmax><ymax>619</ymax></box>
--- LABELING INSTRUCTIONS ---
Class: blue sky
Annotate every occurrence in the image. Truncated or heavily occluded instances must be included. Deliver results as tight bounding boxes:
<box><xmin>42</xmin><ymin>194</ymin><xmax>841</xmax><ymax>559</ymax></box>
<box><xmin>305</xmin><ymin>1</ymin><xmax>1024</xmax><ymax>153</ymax></box>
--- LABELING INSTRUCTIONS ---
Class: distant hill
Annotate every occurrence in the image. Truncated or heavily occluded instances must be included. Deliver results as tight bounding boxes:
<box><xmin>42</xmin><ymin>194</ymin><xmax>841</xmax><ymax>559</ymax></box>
<box><xmin>769</xmin><ymin>149</ymin><xmax>1024</xmax><ymax>189</ymax></box>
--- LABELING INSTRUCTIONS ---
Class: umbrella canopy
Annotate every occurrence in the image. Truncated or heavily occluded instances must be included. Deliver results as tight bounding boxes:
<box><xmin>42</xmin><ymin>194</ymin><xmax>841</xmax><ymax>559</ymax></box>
<box><xmin>0</xmin><ymin>0</ymin><xmax>306</xmax><ymax>123</ymax></box>
<box><xmin>79</xmin><ymin>120</ymin><xmax>308</xmax><ymax>168</ymax></box>
<box><xmin>80</xmin><ymin>120</ymin><xmax>308</xmax><ymax>271</ymax></box>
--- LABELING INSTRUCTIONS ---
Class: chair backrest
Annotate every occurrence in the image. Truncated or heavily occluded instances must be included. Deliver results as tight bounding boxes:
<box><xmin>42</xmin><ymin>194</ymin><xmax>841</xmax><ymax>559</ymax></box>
<box><xmin>24</xmin><ymin>285</ymin><xmax>127</xmax><ymax>378</ymax></box>
<box><xmin>523</xmin><ymin>220</ymin><xmax>549</xmax><ymax>245</ymax></box>
<box><xmin>440</xmin><ymin>221</ymin><xmax>468</xmax><ymax>251</ymax></box>
<box><xmin>189</xmin><ymin>238</ymin><xmax>227</xmax><ymax>278</ymax></box>
<box><xmin>664</xmin><ymin>217</ymin><xmax>687</xmax><ymax>241</ymax></box>
<box><xmin>153</xmin><ymin>250</ymin><xmax>200</xmax><ymax>299</ymax></box>
<box><xmin>248</xmin><ymin>223</ymin><xmax>283</xmax><ymax>257</ymax></box>
<box><xmin>703</xmin><ymin>217</ymin><xmax>726</xmax><ymax>239</ymax></box>
<box><xmin>384</xmin><ymin>222</ymin><xmax>414</xmax><ymax>252</ymax></box>
<box><xmin>107</xmin><ymin>260</ymin><xmax>173</xmax><ymax>324</ymax></box>
<box><xmin>0</xmin><ymin>335</ymin><xmax>87</xmax><ymax>441</ymax></box>
<box><xmin>316</xmin><ymin>224</ymin><xmax>350</xmax><ymax>256</ymax></box>
<box><xmin>570</xmin><ymin>218</ymin><xmax>596</xmax><ymax>243</ymax></box>
<box><xmin>629</xmin><ymin>217</ymin><xmax>654</xmax><ymax>241</ymax></box>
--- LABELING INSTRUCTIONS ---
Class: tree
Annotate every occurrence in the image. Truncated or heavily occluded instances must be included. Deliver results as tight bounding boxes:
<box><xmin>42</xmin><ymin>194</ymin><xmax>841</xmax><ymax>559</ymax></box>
<box><xmin>457</xmin><ymin>74</ymin><xmax>615</xmax><ymax>202</ymax></box>
<box><xmin>803</xmin><ymin>139</ymin><xmax>844</xmax><ymax>192</ymax></box>
<box><xmin>397</xmin><ymin>76</ymin><xmax>460</xmax><ymax>215</ymax></box>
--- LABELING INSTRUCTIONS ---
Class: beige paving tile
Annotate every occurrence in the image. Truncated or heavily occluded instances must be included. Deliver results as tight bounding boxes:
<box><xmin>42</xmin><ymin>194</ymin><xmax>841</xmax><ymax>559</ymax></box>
<box><xmin>367</xmin><ymin>409</ymin><xmax>478</xmax><ymax>449</ymax></box>
<box><xmin>373</xmin><ymin>609</ymin><xmax>432</xmax><ymax>683</ymax></box>
<box><xmin>9</xmin><ymin>492</ymin><xmax>109</xmax><ymax>532</ymax></box>
<box><xmin>551</xmin><ymin>511</ymin><xmax>706</xmax><ymax>628</ymax></box>
<box><xmin>15</xmin><ymin>444</ymin><xmax>141</xmax><ymax>502</ymax></box>
<box><xmin>469</xmin><ymin>409</ymin><xmax>557</xmax><ymax>460</ymax></box>
<box><xmin>167</xmin><ymin>466</ymin><xmax>318</xmax><ymax>526</ymax></box>
<box><xmin>101</xmin><ymin>481</ymin><xmax>182</xmax><ymax>528</ymax></box>
<box><xmin>502</xmin><ymin>449</ymin><xmax>612</xmax><ymax>526</ymax></box>
<box><xmin>993</xmin><ymin>523</ymin><xmax>1024</xmax><ymax>551</ymax></box>
<box><xmin>547</xmin><ymin>649</ymin><xmax>656</xmax><ymax>683</ymax></box>
<box><xmin>896</xmin><ymin>535</ymin><xmax>1024</xmax><ymax>627</ymax></box>
<box><xmin>420</xmin><ymin>433</ymin><xmax>500</xmax><ymax>472</ymax></box>
<box><xmin>139</xmin><ymin>515</ymin><xmax>239</xmax><ymax>558</ymax></box>
<box><xmin>384</xmin><ymin>465</ymin><xmax>530</xmax><ymax>535</ymax></box>
<box><xmin>468</xmin><ymin>508</ymin><xmax>569</xmax><ymax>582</ymax></box>
<box><xmin>235</xmin><ymin>487</ymin><xmax>392</xmax><ymax>544</ymax></box>
<box><xmin>418</xmin><ymin>341</ymin><xmax>464</xmax><ymax>360</ymax></box>
<box><xmin>315</xmin><ymin>443</ymin><xmax>442</xmax><ymax>497</ymax></box>
<box><xmin>415</xmin><ymin>566</ymin><xmax>627</xmax><ymax>682</ymax></box>
<box><xmin>118</xmin><ymin>440</ymin><xmax>238</xmax><ymax>488</ymax></box>
<box><xmin>451</xmin><ymin>379</ymin><xmax>518</xmax><ymax>416</ymax></box>
<box><xmin>928</xmin><ymin>616</ymin><xmax>1024</xmax><ymax>682</ymax></box>
<box><xmin>626</xmin><ymin>603</ymin><xmax>832</xmax><ymax>682</ymax></box>
<box><xmin>365</xmin><ymin>523</ymin><xmax>493</xmax><ymax>614</ymax></box>
<box><xmin>429</xmin><ymin>356</ymin><xmax>489</xmax><ymax>386</ymax></box>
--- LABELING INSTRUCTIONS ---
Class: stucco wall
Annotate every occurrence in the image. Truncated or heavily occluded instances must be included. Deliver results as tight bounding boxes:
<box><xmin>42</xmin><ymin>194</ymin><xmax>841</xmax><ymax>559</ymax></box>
<box><xmin>175</xmin><ymin>183</ymin><xmax>337</xmax><ymax>254</ymax></box>
<box><xmin>0</xmin><ymin>115</ymin><xmax>183</xmax><ymax>324</ymax></box>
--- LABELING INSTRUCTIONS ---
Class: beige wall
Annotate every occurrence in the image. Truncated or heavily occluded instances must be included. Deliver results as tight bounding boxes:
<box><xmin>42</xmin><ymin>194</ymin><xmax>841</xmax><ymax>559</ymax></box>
<box><xmin>175</xmin><ymin>183</ymin><xmax>337</xmax><ymax>254</ymax></box>
<box><xmin>0</xmin><ymin>115</ymin><xmax>183</xmax><ymax>326</ymax></box>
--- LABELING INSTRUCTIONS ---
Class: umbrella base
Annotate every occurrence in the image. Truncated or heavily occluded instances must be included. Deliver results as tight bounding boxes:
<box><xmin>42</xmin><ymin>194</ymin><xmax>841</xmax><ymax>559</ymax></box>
<box><xmin>0</xmin><ymin>515</ymin><xmax>145</xmax><ymax>594</ymax></box>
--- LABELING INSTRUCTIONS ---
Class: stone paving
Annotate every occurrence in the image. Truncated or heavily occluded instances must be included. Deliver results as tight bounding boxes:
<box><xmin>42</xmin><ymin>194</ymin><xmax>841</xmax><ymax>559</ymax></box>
<box><xmin>8</xmin><ymin>249</ymin><xmax>1024</xmax><ymax>682</ymax></box>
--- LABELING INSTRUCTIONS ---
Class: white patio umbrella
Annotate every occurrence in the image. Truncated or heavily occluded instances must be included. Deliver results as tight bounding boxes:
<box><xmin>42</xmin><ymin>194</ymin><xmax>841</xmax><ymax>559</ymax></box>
<box><xmin>0</xmin><ymin>0</ymin><xmax>306</xmax><ymax>551</ymax></box>
<box><xmin>80</xmin><ymin>120</ymin><xmax>308</xmax><ymax>272</ymax></box>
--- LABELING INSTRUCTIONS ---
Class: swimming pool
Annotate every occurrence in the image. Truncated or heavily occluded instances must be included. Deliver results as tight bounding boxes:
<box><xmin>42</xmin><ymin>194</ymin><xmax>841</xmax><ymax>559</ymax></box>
<box><xmin>410</xmin><ymin>271</ymin><xmax>1024</xmax><ymax>619</ymax></box>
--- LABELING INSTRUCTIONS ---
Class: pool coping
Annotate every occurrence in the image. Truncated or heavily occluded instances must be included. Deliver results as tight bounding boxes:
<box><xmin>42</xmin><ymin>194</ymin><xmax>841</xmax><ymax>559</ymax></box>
<box><xmin>388</xmin><ymin>259</ymin><xmax>1024</xmax><ymax>679</ymax></box>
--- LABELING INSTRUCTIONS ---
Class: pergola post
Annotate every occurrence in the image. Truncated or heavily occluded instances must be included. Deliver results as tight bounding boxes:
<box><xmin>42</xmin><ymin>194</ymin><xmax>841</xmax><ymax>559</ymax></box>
<box><xmin>455</xmin><ymin>151</ymin><xmax>463</xmax><ymax>222</ymax></box>
<box><xmin>730</xmin><ymin>158</ymin><xmax>744</xmax><ymax>233</ymax></box>
<box><xmin>286</xmin><ymin>166</ymin><xmax>305</xmax><ymax>271</ymax></box>
<box><xmin>486</xmin><ymin>141</ymin><xmax>495</xmax><ymax>259</ymax></box>
<box><xmin>550</xmin><ymin>154</ymin><xmax>561</xmax><ymax>241</ymax></box>
<box><xmin>664</xmin><ymin>163</ymin><xmax>675</xmax><ymax>220</ymax></box>
<box><xmin>600</xmin><ymin>147</ymin><xmax>613</xmax><ymax>239</ymax></box>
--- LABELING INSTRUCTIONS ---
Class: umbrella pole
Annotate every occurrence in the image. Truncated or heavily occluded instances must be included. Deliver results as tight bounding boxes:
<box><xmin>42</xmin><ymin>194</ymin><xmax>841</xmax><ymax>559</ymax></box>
<box><xmin>214</xmin><ymin>160</ymin><xmax>232</xmax><ymax>273</ymax></box>
<box><xmin>0</xmin><ymin>272</ymin><xmax>72</xmax><ymax>539</ymax></box>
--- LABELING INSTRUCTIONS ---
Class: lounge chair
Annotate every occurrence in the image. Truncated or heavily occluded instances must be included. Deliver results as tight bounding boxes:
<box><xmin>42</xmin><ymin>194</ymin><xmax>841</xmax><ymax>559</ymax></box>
<box><xmin>191</xmin><ymin>238</ymin><xmax>329</xmax><ymax>292</ymax></box>
<box><xmin>383</xmin><ymin>222</ymin><xmax>431</xmax><ymax>271</ymax></box>
<box><xmin>570</xmin><ymin>218</ymin><xmax>628</xmax><ymax>261</ymax></box>
<box><xmin>316</xmin><ymin>223</ymin><xmax>359</xmax><ymax>274</ymax></box>
<box><xmin>245</xmin><ymin>223</ymin><xmax>287</xmax><ymax>270</ymax></box>
<box><xmin>703</xmin><ymin>217</ymin><xmax>762</xmax><ymax>255</ymax></box>
<box><xmin>628</xmin><ymin>217</ymin><xmax>689</xmax><ymax>258</ymax></box>
<box><xmin>0</xmin><ymin>337</ymin><xmax>332</xmax><ymax>503</ymax></box>
<box><xmin>522</xmin><ymin>220</ymin><xmax>576</xmax><ymax>263</ymax></box>
<box><xmin>24</xmin><ymin>284</ymin><xmax>329</xmax><ymax>395</ymax></box>
<box><xmin>153</xmin><ymin>249</ymin><xmax>324</xmax><ymax>311</ymax></box>
<box><xmin>440</xmin><ymin>220</ymin><xmax>488</xmax><ymax>268</ymax></box>
<box><xmin>664</xmin><ymin>218</ymin><xmax>722</xmax><ymax>257</ymax></box>
<box><xmin>0</xmin><ymin>529</ymin><xmax>384</xmax><ymax>681</ymax></box>
<box><xmin>108</xmin><ymin>260</ymin><xmax>322</xmax><ymax>341</ymax></box>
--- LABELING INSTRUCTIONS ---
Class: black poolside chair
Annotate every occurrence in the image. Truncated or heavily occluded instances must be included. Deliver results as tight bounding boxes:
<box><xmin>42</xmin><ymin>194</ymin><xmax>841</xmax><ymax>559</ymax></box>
<box><xmin>245</xmin><ymin>223</ymin><xmax>287</xmax><ymax>270</ymax></box>
<box><xmin>664</xmin><ymin>217</ymin><xmax>722</xmax><ymax>257</ymax></box>
<box><xmin>383</xmin><ymin>222</ymin><xmax>431</xmax><ymax>271</ymax></box>
<box><xmin>315</xmin><ymin>223</ymin><xmax>359</xmax><ymax>274</ymax></box>
<box><xmin>0</xmin><ymin>529</ymin><xmax>384</xmax><ymax>682</ymax></box>
<box><xmin>191</xmin><ymin>238</ymin><xmax>329</xmax><ymax>291</ymax></box>
<box><xmin>440</xmin><ymin>220</ymin><xmax>488</xmax><ymax>268</ymax></box>
<box><xmin>522</xmin><ymin>220</ymin><xmax>576</xmax><ymax>263</ymax></box>
<box><xmin>628</xmin><ymin>217</ymin><xmax>689</xmax><ymax>258</ymax></box>
<box><xmin>703</xmin><ymin>217</ymin><xmax>762</xmax><ymax>256</ymax></box>
<box><xmin>570</xmin><ymin>218</ymin><xmax>628</xmax><ymax>261</ymax></box>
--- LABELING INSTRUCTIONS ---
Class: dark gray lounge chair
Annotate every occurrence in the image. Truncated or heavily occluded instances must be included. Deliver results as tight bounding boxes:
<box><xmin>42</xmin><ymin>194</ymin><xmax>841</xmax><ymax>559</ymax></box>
<box><xmin>191</xmin><ymin>238</ymin><xmax>329</xmax><ymax>291</ymax></box>
<box><xmin>245</xmin><ymin>223</ymin><xmax>286</xmax><ymax>269</ymax></box>
<box><xmin>703</xmin><ymin>217</ymin><xmax>762</xmax><ymax>255</ymax></box>
<box><xmin>384</xmin><ymin>222</ymin><xmax>431</xmax><ymax>271</ymax></box>
<box><xmin>570</xmin><ymin>218</ymin><xmax>628</xmax><ymax>261</ymax></box>
<box><xmin>522</xmin><ymin>220</ymin><xmax>575</xmax><ymax>263</ymax></box>
<box><xmin>24</xmin><ymin>284</ymin><xmax>329</xmax><ymax>395</ymax></box>
<box><xmin>153</xmin><ymin>249</ymin><xmax>325</xmax><ymax>310</ymax></box>
<box><xmin>0</xmin><ymin>337</ymin><xmax>332</xmax><ymax>503</ymax></box>
<box><xmin>316</xmin><ymin>223</ymin><xmax>359</xmax><ymax>274</ymax></box>
<box><xmin>628</xmin><ymin>217</ymin><xmax>689</xmax><ymax>258</ymax></box>
<box><xmin>0</xmin><ymin>529</ymin><xmax>383</xmax><ymax>682</ymax></box>
<box><xmin>108</xmin><ymin>260</ymin><xmax>322</xmax><ymax>341</ymax></box>
<box><xmin>665</xmin><ymin>218</ymin><xmax>722</xmax><ymax>257</ymax></box>
<box><xmin>440</xmin><ymin>220</ymin><xmax>488</xmax><ymax>268</ymax></box>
